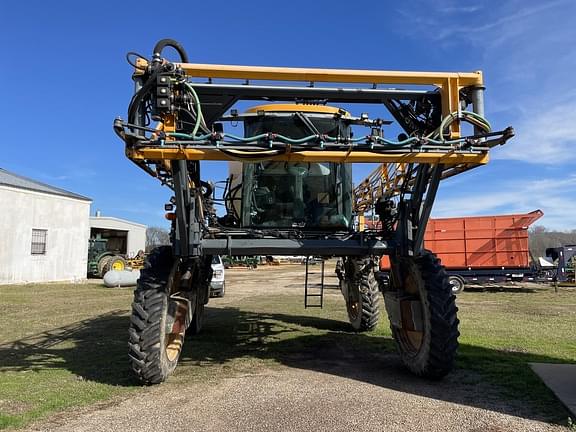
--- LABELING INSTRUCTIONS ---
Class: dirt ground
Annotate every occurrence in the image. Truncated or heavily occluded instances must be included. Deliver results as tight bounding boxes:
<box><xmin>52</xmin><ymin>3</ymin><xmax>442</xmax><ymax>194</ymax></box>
<box><xmin>19</xmin><ymin>264</ymin><xmax>571</xmax><ymax>432</ymax></box>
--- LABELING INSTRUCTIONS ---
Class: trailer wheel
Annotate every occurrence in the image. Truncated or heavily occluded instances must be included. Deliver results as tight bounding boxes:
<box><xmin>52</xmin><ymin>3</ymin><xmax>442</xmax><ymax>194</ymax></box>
<box><xmin>341</xmin><ymin>258</ymin><xmax>380</xmax><ymax>332</ymax></box>
<box><xmin>448</xmin><ymin>275</ymin><xmax>465</xmax><ymax>294</ymax></box>
<box><xmin>128</xmin><ymin>246</ymin><xmax>185</xmax><ymax>385</ymax></box>
<box><xmin>388</xmin><ymin>251</ymin><xmax>459</xmax><ymax>379</ymax></box>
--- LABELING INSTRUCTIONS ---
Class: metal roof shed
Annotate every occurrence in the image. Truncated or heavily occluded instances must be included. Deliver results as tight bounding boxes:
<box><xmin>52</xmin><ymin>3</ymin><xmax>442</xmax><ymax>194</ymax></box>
<box><xmin>89</xmin><ymin>215</ymin><xmax>147</xmax><ymax>258</ymax></box>
<box><xmin>0</xmin><ymin>168</ymin><xmax>92</xmax><ymax>284</ymax></box>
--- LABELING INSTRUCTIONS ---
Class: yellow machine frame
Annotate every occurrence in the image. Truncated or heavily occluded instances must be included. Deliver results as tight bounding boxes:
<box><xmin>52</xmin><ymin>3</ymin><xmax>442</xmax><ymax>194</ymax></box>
<box><xmin>130</xmin><ymin>58</ymin><xmax>486</xmax><ymax>167</ymax></box>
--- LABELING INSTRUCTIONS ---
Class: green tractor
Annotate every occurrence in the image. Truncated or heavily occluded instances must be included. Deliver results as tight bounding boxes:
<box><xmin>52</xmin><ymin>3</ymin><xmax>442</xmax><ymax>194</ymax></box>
<box><xmin>87</xmin><ymin>236</ymin><xmax>127</xmax><ymax>277</ymax></box>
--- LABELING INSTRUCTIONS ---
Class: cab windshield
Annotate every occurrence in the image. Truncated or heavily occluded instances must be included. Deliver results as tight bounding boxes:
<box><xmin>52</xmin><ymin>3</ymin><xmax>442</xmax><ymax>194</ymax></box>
<box><xmin>241</xmin><ymin>111</ymin><xmax>353</xmax><ymax>230</ymax></box>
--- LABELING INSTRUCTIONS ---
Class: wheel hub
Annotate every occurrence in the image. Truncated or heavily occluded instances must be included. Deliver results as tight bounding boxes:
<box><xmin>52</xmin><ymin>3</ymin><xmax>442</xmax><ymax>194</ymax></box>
<box><xmin>112</xmin><ymin>260</ymin><xmax>125</xmax><ymax>271</ymax></box>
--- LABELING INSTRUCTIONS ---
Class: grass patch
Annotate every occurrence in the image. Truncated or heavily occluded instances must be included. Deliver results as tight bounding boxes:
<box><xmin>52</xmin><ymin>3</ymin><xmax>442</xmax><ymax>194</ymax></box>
<box><xmin>0</xmin><ymin>275</ymin><xmax>574</xmax><ymax>429</ymax></box>
<box><xmin>456</xmin><ymin>289</ymin><xmax>576</xmax><ymax>419</ymax></box>
<box><xmin>0</xmin><ymin>282</ymin><xmax>136</xmax><ymax>429</ymax></box>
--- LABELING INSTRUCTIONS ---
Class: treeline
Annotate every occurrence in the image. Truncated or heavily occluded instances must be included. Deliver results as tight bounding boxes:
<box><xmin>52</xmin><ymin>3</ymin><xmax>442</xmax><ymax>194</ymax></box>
<box><xmin>146</xmin><ymin>227</ymin><xmax>170</xmax><ymax>252</ymax></box>
<box><xmin>529</xmin><ymin>226</ymin><xmax>576</xmax><ymax>258</ymax></box>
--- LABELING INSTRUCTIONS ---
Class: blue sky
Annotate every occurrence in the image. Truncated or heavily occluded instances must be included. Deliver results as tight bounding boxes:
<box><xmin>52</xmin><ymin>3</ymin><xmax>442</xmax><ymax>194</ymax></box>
<box><xmin>2</xmin><ymin>0</ymin><xmax>575</xmax><ymax>230</ymax></box>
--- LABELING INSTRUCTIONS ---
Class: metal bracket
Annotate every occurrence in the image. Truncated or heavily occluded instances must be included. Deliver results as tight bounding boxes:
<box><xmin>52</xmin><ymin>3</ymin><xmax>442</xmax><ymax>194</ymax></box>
<box><xmin>172</xmin><ymin>160</ymin><xmax>190</xmax><ymax>257</ymax></box>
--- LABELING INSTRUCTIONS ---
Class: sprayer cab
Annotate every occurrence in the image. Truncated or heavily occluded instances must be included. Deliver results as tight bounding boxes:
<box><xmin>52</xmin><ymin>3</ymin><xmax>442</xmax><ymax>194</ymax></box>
<box><xmin>231</xmin><ymin>104</ymin><xmax>353</xmax><ymax>230</ymax></box>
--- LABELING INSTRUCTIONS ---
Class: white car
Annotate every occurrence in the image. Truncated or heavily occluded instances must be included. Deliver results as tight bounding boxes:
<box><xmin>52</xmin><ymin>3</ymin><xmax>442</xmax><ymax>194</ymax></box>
<box><xmin>210</xmin><ymin>255</ymin><xmax>225</xmax><ymax>297</ymax></box>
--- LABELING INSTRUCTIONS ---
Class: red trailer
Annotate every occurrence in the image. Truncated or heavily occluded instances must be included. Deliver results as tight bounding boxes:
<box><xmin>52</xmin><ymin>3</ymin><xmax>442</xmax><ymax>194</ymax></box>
<box><xmin>380</xmin><ymin>210</ymin><xmax>544</xmax><ymax>293</ymax></box>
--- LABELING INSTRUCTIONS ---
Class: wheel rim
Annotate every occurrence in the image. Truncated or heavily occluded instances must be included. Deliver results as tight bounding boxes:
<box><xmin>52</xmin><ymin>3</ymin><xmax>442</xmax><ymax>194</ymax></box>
<box><xmin>162</xmin><ymin>265</ymin><xmax>188</xmax><ymax>364</ymax></box>
<box><xmin>165</xmin><ymin>333</ymin><xmax>183</xmax><ymax>362</ymax></box>
<box><xmin>449</xmin><ymin>277</ymin><xmax>463</xmax><ymax>293</ymax></box>
<box><xmin>348</xmin><ymin>299</ymin><xmax>360</xmax><ymax>320</ymax></box>
<box><xmin>394</xmin><ymin>266</ymin><xmax>425</xmax><ymax>354</ymax></box>
<box><xmin>164</xmin><ymin>300</ymin><xmax>187</xmax><ymax>363</ymax></box>
<box><xmin>344</xmin><ymin>280</ymin><xmax>360</xmax><ymax>321</ymax></box>
<box><xmin>112</xmin><ymin>260</ymin><xmax>125</xmax><ymax>271</ymax></box>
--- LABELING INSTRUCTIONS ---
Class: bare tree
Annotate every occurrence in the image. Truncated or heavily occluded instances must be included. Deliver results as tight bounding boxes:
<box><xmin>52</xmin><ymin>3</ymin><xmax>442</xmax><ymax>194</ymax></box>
<box><xmin>146</xmin><ymin>227</ymin><xmax>170</xmax><ymax>252</ymax></box>
<box><xmin>529</xmin><ymin>226</ymin><xmax>576</xmax><ymax>259</ymax></box>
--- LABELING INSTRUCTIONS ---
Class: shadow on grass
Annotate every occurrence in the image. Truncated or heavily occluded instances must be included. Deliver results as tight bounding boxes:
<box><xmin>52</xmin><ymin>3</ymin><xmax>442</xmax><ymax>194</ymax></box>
<box><xmin>0</xmin><ymin>306</ymin><xmax>570</xmax><ymax>424</ymax></box>
<box><xmin>0</xmin><ymin>310</ymin><xmax>137</xmax><ymax>386</ymax></box>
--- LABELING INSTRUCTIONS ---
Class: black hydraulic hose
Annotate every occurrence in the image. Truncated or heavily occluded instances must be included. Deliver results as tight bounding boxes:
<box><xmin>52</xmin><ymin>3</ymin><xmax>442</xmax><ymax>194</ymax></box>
<box><xmin>127</xmin><ymin>69</ymin><xmax>159</xmax><ymax>124</ymax></box>
<box><xmin>153</xmin><ymin>38</ymin><xmax>189</xmax><ymax>63</ymax></box>
<box><xmin>200</xmin><ymin>180</ymin><xmax>213</xmax><ymax>198</ymax></box>
<box><xmin>126</xmin><ymin>40</ymin><xmax>188</xmax><ymax>134</ymax></box>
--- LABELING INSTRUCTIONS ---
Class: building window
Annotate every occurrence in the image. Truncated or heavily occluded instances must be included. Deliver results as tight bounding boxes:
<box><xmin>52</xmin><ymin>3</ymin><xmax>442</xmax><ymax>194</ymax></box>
<box><xmin>31</xmin><ymin>229</ymin><xmax>47</xmax><ymax>255</ymax></box>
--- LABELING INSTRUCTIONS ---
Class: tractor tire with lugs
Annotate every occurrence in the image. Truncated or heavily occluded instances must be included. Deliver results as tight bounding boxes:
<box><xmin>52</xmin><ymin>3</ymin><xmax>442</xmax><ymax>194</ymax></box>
<box><xmin>104</xmin><ymin>255</ymin><xmax>127</xmax><ymax>274</ymax></box>
<box><xmin>128</xmin><ymin>246</ymin><xmax>180</xmax><ymax>385</ymax></box>
<box><xmin>389</xmin><ymin>250</ymin><xmax>459</xmax><ymax>379</ymax></box>
<box><xmin>342</xmin><ymin>258</ymin><xmax>380</xmax><ymax>332</ymax></box>
<box><xmin>97</xmin><ymin>255</ymin><xmax>113</xmax><ymax>278</ymax></box>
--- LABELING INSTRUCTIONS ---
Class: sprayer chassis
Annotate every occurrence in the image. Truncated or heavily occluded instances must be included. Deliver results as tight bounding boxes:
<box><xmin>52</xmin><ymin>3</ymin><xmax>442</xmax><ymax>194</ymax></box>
<box><xmin>116</xmin><ymin>40</ymin><xmax>512</xmax><ymax>384</ymax></box>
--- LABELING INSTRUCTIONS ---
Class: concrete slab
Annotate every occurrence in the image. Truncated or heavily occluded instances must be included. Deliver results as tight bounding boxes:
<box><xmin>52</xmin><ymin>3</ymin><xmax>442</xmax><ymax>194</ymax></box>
<box><xmin>531</xmin><ymin>363</ymin><xmax>576</xmax><ymax>416</ymax></box>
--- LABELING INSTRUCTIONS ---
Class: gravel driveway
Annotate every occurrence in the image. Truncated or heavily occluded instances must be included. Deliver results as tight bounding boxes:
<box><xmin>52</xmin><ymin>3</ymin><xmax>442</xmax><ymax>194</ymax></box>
<box><xmin>21</xmin><ymin>265</ymin><xmax>570</xmax><ymax>432</ymax></box>
<box><xmin>23</xmin><ymin>366</ymin><xmax>567</xmax><ymax>432</ymax></box>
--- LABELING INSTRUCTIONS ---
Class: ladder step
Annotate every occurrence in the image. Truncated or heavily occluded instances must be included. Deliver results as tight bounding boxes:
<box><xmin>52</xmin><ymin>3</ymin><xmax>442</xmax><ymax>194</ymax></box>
<box><xmin>304</xmin><ymin>256</ymin><xmax>325</xmax><ymax>309</ymax></box>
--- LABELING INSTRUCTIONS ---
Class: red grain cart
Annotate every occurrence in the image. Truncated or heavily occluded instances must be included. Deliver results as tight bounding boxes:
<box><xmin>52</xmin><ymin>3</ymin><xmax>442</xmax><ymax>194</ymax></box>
<box><xmin>380</xmin><ymin>210</ymin><xmax>544</xmax><ymax>293</ymax></box>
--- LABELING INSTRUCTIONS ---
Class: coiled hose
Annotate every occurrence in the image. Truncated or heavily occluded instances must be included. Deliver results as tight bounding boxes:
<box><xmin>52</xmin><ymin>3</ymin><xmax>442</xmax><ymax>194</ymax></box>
<box><xmin>153</xmin><ymin>38</ymin><xmax>189</xmax><ymax>63</ymax></box>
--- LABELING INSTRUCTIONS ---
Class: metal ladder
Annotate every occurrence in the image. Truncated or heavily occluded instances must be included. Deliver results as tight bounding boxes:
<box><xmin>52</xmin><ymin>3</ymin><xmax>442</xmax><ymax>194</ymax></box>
<box><xmin>304</xmin><ymin>257</ymin><xmax>324</xmax><ymax>308</ymax></box>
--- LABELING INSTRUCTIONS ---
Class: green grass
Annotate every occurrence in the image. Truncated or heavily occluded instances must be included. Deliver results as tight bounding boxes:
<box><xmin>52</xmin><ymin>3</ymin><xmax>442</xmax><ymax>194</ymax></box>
<box><xmin>0</xmin><ymin>277</ymin><xmax>575</xmax><ymax>429</ymax></box>
<box><xmin>456</xmin><ymin>288</ymin><xmax>576</xmax><ymax>418</ymax></box>
<box><xmin>0</xmin><ymin>282</ymin><xmax>136</xmax><ymax>429</ymax></box>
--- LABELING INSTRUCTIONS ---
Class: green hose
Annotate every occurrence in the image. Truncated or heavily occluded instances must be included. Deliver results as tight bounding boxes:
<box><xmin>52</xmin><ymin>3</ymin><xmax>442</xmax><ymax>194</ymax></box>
<box><xmin>183</xmin><ymin>82</ymin><xmax>204</xmax><ymax>137</ymax></box>
<box><xmin>428</xmin><ymin>110</ymin><xmax>491</xmax><ymax>141</ymax></box>
<box><xmin>165</xmin><ymin>87</ymin><xmax>493</xmax><ymax>149</ymax></box>
<box><xmin>166</xmin><ymin>131</ymin><xmax>473</xmax><ymax>147</ymax></box>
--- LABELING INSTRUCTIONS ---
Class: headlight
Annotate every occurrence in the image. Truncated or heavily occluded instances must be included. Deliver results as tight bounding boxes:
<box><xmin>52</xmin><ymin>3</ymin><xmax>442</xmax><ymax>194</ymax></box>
<box><xmin>213</xmin><ymin>270</ymin><xmax>224</xmax><ymax>279</ymax></box>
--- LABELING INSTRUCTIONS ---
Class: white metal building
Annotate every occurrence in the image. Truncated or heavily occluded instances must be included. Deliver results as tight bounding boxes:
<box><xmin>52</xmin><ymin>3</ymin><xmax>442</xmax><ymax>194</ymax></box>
<box><xmin>89</xmin><ymin>214</ymin><xmax>147</xmax><ymax>258</ymax></box>
<box><xmin>0</xmin><ymin>168</ymin><xmax>92</xmax><ymax>284</ymax></box>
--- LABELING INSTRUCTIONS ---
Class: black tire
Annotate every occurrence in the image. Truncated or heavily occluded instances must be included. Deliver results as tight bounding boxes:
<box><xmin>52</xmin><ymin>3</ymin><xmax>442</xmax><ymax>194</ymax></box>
<box><xmin>388</xmin><ymin>251</ymin><xmax>459</xmax><ymax>379</ymax></box>
<box><xmin>97</xmin><ymin>255</ymin><xmax>113</xmax><ymax>277</ymax></box>
<box><xmin>448</xmin><ymin>275</ymin><xmax>465</xmax><ymax>294</ymax></box>
<box><xmin>189</xmin><ymin>256</ymin><xmax>212</xmax><ymax>335</ymax></box>
<box><xmin>335</xmin><ymin>259</ymin><xmax>344</xmax><ymax>282</ymax></box>
<box><xmin>128</xmin><ymin>246</ymin><xmax>180</xmax><ymax>385</ymax></box>
<box><xmin>189</xmin><ymin>301</ymin><xmax>204</xmax><ymax>335</ymax></box>
<box><xmin>341</xmin><ymin>258</ymin><xmax>380</xmax><ymax>332</ymax></box>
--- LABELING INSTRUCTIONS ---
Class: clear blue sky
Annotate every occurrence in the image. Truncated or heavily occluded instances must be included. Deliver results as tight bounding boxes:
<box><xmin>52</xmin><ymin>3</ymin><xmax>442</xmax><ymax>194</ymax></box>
<box><xmin>2</xmin><ymin>0</ymin><xmax>575</xmax><ymax>230</ymax></box>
